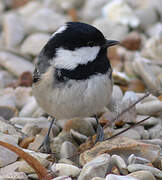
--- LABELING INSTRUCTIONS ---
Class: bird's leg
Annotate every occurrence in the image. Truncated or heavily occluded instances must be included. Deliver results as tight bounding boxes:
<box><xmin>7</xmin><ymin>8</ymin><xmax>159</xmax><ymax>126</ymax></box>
<box><xmin>95</xmin><ymin>115</ymin><xmax>104</xmax><ymax>143</ymax></box>
<box><xmin>39</xmin><ymin>117</ymin><xmax>56</xmax><ymax>153</ymax></box>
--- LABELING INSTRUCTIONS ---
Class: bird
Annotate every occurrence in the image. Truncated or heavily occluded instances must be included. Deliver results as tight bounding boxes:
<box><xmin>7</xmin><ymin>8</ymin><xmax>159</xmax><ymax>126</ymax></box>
<box><xmin>32</xmin><ymin>22</ymin><xmax>119</xmax><ymax>153</ymax></box>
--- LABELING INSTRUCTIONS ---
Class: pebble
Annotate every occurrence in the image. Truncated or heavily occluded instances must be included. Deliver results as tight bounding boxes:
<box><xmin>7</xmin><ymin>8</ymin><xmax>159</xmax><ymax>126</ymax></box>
<box><xmin>51</xmin><ymin>163</ymin><xmax>80</xmax><ymax>177</ymax></box>
<box><xmin>70</xmin><ymin>129</ymin><xmax>88</xmax><ymax>144</ymax></box>
<box><xmin>107</xmin><ymin>85</ymin><xmax>123</xmax><ymax>111</ymax></box>
<box><xmin>102</xmin><ymin>0</ymin><xmax>140</xmax><ymax>28</ymax></box>
<box><xmin>146</xmin><ymin>23</ymin><xmax>162</xmax><ymax>37</ymax></box>
<box><xmin>21</xmin><ymin>33</ymin><xmax>50</xmax><ymax>56</ymax></box>
<box><xmin>111</xmin><ymin>154</ymin><xmax>128</xmax><ymax>175</ymax></box>
<box><xmin>0</xmin><ymin>51</ymin><xmax>34</xmax><ymax>77</ymax></box>
<box><xmin>26</xmin><ymin>8</ymin><xmax>68</xmax><ymax>33</ymax></box>
<box><xmin>50</xmin><ymin>131</ymin><xmax>77</xmax><ymax>157</ymax></box>
<box><xmin>0</xmin><ymin>132</ymin><xmax>19</xmax><ymax>167</ymax></box>
<box><xmin>78</xmin><ymin>154</ymin><xmax>111</xmax><ymax>180</ymax></box>
<box><xmin>93</xmin><ymin>18</ymin><xmax>128</xmax><ymax>40</ymax></box>
<box><xmin>79</xmin><ymin>137</ymin><xmax>160</xmax><ymax>165</ymax></box>
<box><xmin>63</xmin><ymin>117</ymin><xmax>95</xmax><ymax>137</ymax></box>
<box><xmin>148</xmin><ymin>124</ymin><xmax>162</xmax><ymax>139</ymax></box>
<box><xmin>133</xmin><ymin>58</ymin><xmax>161</xmax><ymax>92</ymax></box>
<box><xmin>136</xmin><ymin>100</ymin><xmax>162</xmax><ymax>116</ymax></box>
<box><xmin>106</xmin><ymin>174</ymin><xmax>137</xmax><ymax>180</ymax></box>
<box><xmin>81</xmin><ymin>0</ymin><xmax>107</xmax><ymax>22</ymax></box>
<box><xmin>60</xmin><ymin>141</ymin><xmax>77</xmax><ymax>159</ymax></box>
<box><xmin>52</xmin><ymin>176</ymin><xmax>72</xmax><ymax>180</ymax></box>
<box><xmin>0</xmin><ymin>172</ymin><xmax>28</xmax><ymax>180</ymax></box>
<box><xmin>10</xmin><ymin>116</ymin><xmax>49</xmax><ymax>127</ymax></box>
<box><xmin>140</xmin><ymin>139</ymin><xmax>162</xmax><ymax>148</ymax></box>
<box><xmin>0</xmin><ymin>70</ymin><xmax>14</xmax><ymax>88</ymax></box>
<box><xmin>128</xmin><ymin>154</ymin><xmax>150</xmax><ymax>165</ymax></box>
<box><xmin>0</xmin><ymin>106</ymin><xmax>18</xmax><ymax>120</ymax></box>
<box><xmin>22</xmin><ymin>123</ymin><xmax>41</xmax><ymax>136</ymax></box>
<box><xmin>128</xmin><ymin>170</ymin><xmax>156</xmax><ymax>180</ymax></box>
<box><xmin>128</xmin><ymin>164</ymin><xmax>162</xmax><ymax>178</ymax></box>
<box><xmin>3</xmin><ymin>12</ymin><xmax>25</xmax><ymax>47</ymax></box>
<box><xmin>142</xmin><ymin>34</ymin><xmax>162</xmax><ymax>61</ymax></box>
<box><xmin>19</xmin><ymin>96</ymin><xmax>39</xmax><ymax>117</ymax></box>
<box><xmin>136</xmin><ymin>116</ymin><xmax>159</xmax><ymax>127</ymax></box>
<box><xmin>135</xmin><ymin>6</ymin><xmax>158</xmax><ymax>30</ymax></box>
<box><xmin>91</xmin><ymin>177</ymin><xmax>105</xmax><ymax>180</ymax></box>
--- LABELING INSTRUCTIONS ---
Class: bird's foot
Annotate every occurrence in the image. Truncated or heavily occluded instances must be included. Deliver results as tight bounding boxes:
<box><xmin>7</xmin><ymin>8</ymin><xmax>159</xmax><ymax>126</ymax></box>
<box><xmin>39</xmin><ymin>134</ymin><xmax>51</xmax><ymax>153</ymax></box>
<box><xmin>95</xmin><ymin>123</ymin><xmax>104</xmax><ymax>143</ymax></box>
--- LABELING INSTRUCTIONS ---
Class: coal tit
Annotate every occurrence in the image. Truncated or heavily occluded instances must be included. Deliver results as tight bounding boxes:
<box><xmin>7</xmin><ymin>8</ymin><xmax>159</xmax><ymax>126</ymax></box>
<box><xmin>32</xmin><ymin>22</ymin><xmax>119</xmax><ymax>153</ymax></box>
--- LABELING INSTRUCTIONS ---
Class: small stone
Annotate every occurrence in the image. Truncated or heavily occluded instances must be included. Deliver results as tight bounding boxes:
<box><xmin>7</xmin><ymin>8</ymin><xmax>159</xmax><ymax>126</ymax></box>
<box><xmin>102</xmin><ymin>0</ymin><xmax>140</xmax><ymax>28</ymax></box>
<box><xmin>128</xmin><ymin>154</ymin><xmax>150</xmax><ymax>165</ymax></box>
<box><xmin>128</xmin><ymin>164</ymin><xmax>162</xmax><ymax>179</ymax></box>
<box><xmin>136</xmin><ymin>116</ymin><xmax>159</xmax><ymax>127</ymax></box>
<box><xmin>128</xmin><ymin>170</ymin><xmax>156</xmax><ymax>180</ymax></box>
<box><xmin>140</xmin><ymin>139</ymin><xmax>162</xmax><ymax>148</ymax></box>
<box><xmin>70</xmin><ymin>129</ymin><xmax>88</xmax><ymax>144</ymax></box>
<box><xmin>141</xmin><ymin>34</ymin><xmax>162</xmax><ymax>60</ymax></box>
<box><xmin>10</xmin><ymin>116</ymin><xmax>49</xmax><ymax>127</ymax></box>
<box><xmin>135</xmin><ymin>7</ymin><xmax>158</xmax><ymax>30</ymax></box>
<box><xmin>91</xmin><ymin>177</ymin><xmax>105</xmax><ymax>180</ymax></box>
<box><xmin>26</xmin><ymin>8</ymin><xmax>68</xmax><ymax>33</ymax></box>
<box><xmin>21</xmin><ymin>33</ymin><xmax>50</xmax><ymax>56</ymax></box>
<box><xmin>78</xmin><ymin>154</ymin><xmax>111</xmax><ymax>180</ymax></box>
<box><xmin>106</xmin><ymin>174</ymin><xmax>137</xmax><ymax>180</ymax></box>
<box><xmin>111</xmin><ymin>155</ymin><xmax>128</xmax><ymax>175</ymax></box>
<box><xmin>51</xmin><ymin>163</ymin><xmax>80</xmax><ymax>177</ymax></box>
<box><xmin>0</xmin><ymin>70</ymin><xmax>14</xmax><ymax>88</ymax></box>
<box><xmin>19</xmin><ymin>96</ymin><xmax>39</xmax><ymax>117</ymax></box>
<box><xmin>50</xmin><ymin>131</ymin><xmax>77</xmax><ymax>157</ymax></box>
<box><xmin>0</xmin><ymin>132</ymin><xmax>19</xmax><ymax>167</ymax></box>
<box><xmin>18</xmin><ymin>71</ymin><xmax>33</xmax><ymax>87</ymax></box>
<box><xmin>148</xmin><ymin>124</ymin><xmax>162</xmax><ymax>139</ymax></box>
<box><xmin>63</xmin><ymin>117</ymin><xmax>95</xmax><ymax>137</ymax></box>
<box><xmin>22</xmin><ymin>123</ymin><xmax>41</xmax><ymax>136</ymax></box>
<box><xmin>58</xmin><ymin>158</ymin><xmax>76</xmax><ymax>166</ymax></box>
<box><xmin>79</xmin><ymin>137</ymin><xmax>160</xmax><ymax>165</ymax></box>
<box><xmin>133</xmin><ymin>58</ymin><xmax>161</xmax><ymax>92</ymax></box>
<box><xmin>0</xmin><ymin>51</ymin><xmax>34</xmax><ymax>77</ymax></box>
<box><xmin>146</xmin><ymin>23</ymin><xmax>162</xmax><ymax>37</ymax></box>
<box><xmin>3</xmin><ymin>12</ymin><xmax>25</xmax><ymax>47</ymax></box>
<box><xmin>60</xmin><ymin>141</ymin><xmax>77</xmax><ymax>159</ymax></box>
<box><xmin>121</xmin><ymin>31</ymin><xmax>141</xmax><ymax>50</ymax></box>
<box><xmin>0</xmin><ymin>172</ymin><xmax>28</xmax><ymax>179</ymax></box>
<box><xmin>28</xmin><ymin>134</ymin><xmax>44</xmax><ymax>151</ymax></box>
<box><xmin>136</xmin><ymin>100</ymin><xmax>162</xmax><ymax>116</ymax></box>
<box><xmin>112</xmin><ymin>70</ymin><xmax>130</xmax><ymax>85</ymax></box>
<box><xmin>52</xmin><ymin>176</ymin><xmax>72</xmax><ymax>180</ymax></box>
<box><xmin>93</xmin><ymin>18</ymin><xmax>128</xmax><ymax>41</ymax></box>
<box><xmin>114</xmin><ymin>129</ymin><xmax>141</xmax><ymax>140</ymax></box>
<box><xmin>19</xmin><ymin>136</ymin><xmax>35</xmax><ymax>149</ymax></box>
<box><xmin>0</xmin><ymin>106</ymin><xmax>18</xmax><ymax>120</ymax></box>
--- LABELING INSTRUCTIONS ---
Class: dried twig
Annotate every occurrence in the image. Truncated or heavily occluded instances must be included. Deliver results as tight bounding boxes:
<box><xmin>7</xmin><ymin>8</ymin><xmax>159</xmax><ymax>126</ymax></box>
<box><xmin>104</xmin><ymin>116</ymin><xmax>151</xmax><ymax>141</ymax></box>
<box><xmin>0</xmin><ymin>141</ymin><xmax>52</xmax><ymax>180</ymax></box>
<box><xmin>104</xmin><ymin>91</ymin><xmax>151</xmax><ymax>129</ymax></box>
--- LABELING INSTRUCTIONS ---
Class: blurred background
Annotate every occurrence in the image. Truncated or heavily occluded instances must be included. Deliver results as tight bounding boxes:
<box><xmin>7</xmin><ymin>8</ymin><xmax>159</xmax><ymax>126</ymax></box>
<box><xmin>0</xmin><ymin>0</ymin><xmax>162</xmax><ymax>94</ymax></box>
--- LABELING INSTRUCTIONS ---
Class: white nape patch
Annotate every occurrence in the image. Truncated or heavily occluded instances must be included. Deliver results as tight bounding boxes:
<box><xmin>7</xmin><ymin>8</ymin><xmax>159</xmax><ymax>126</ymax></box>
<box><xmin>51</xmin><ymin>25</ymin><xmax>67</xmax><ymax>38</ymax></box>
<box><xmin>52</xmin><ymin>46</ymin><xmax>100</xmax><ymax>70</ymax></box>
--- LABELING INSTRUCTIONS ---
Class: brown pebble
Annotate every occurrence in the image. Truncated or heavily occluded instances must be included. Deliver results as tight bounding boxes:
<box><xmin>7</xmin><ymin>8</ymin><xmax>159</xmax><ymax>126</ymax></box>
<box><xmin>19</xmin><ymin>136</ymin><xmax>35</xmax><ymax>149</ymax></box>
<box><xmin>18</xmin><ymin>71</ymin><xmax>33</xmax><ymax>87</ymax></box>
<box><xmin>121</xmin><ymin>31</ymin><xmax>141</xmax><ymax>50</ymax></box>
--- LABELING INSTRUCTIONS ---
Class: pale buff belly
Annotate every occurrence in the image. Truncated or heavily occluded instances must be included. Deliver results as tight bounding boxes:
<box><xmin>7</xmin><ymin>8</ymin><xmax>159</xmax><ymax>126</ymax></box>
<box><xmin>32</xmin><ymin>69</ymin><xmax>113</xmax><ymax>119</ymax></box>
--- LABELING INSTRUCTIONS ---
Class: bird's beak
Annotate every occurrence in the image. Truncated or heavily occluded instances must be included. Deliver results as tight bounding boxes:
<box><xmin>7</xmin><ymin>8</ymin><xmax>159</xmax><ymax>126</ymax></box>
<box><xmin>104</xmin><ymin>40</ymin><xmax>120</xmax><ymax>47</ymax></box>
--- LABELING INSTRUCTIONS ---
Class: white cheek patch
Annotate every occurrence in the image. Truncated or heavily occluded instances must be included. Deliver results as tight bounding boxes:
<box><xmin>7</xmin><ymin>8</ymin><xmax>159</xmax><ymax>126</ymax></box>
<box><xmin>51</xmin><ymin>25</ymin><xmax>67</xmax><ymax>38</ymax></box>
<box><xmin>52</xmin><ymin>46</ymin><xmax>100</xmax><ymax>70</ymax></box>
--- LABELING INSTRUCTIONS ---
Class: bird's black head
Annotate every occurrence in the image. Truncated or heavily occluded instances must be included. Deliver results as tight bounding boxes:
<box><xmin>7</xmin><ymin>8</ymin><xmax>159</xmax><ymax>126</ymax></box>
<box><xmin>42</xmin><ymin>22</ymin><xmax>119</xmax><ymax>59</ymax></box>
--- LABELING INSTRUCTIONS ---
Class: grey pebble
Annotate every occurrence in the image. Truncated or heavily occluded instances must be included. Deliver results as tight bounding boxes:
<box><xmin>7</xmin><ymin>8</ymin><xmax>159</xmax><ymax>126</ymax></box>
<box><xmin>78</xmin><ymin>153</ymin><xmax>111</xmax><ymax>180</ymax></box>
<box><xmin>60</xmin><ymin>141</ymin><xmax>77</xmax><ymax>159</ymax></box>
<box><xmin>128</xmin><ymin>164</ymin><xmax>162</xmax><ymax>178</ymax></box>
<box><xmin>111</xmin><ymin>154</ymin><xmax>128</xmax><ymax>175</ymax></box>
<box><xmin>128</xmin><ymin>154</ymin><xmax>150</xmax><ymax>165</ymax></box>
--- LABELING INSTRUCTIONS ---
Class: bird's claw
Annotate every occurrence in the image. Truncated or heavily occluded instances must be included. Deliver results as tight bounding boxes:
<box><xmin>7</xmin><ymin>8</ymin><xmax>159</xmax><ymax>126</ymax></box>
<box><xmin>39</xmin><ymin>134</ymin><xmax>51</xmax><ymax>153</ymax></box>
